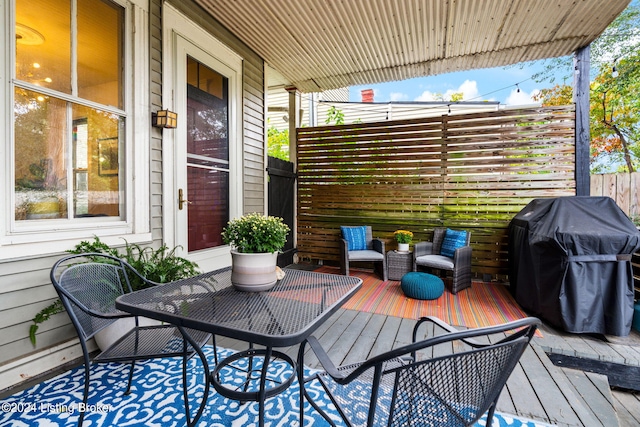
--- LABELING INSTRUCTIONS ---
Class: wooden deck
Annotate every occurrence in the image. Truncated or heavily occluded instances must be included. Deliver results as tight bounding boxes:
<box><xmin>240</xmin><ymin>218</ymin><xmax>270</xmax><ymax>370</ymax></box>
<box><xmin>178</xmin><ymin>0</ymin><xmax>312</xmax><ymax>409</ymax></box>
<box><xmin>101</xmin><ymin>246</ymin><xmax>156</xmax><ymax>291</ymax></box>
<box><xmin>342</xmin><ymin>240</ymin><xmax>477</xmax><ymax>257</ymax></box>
<box><xmin>218</xmin><ymin>307</ymin><xmax>640</xmax><ymax>427</ymax></box>
<box><xmin>3</xmin><ymin>266</ymin><xmax>640</xmax><ymax>426</ymax></box>
<box><xmin>216</xmin><ymin>264</ymin><xmax>640</xmax><ymax>427</ymax></box>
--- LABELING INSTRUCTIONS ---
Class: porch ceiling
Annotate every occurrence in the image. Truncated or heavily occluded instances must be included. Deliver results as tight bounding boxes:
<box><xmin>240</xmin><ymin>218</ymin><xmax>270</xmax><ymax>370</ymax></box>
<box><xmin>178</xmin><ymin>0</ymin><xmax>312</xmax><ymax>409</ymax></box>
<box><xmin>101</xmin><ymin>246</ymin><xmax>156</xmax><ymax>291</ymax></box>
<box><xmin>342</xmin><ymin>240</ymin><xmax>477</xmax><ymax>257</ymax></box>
<box><xmin>194</xmin><ymin>0</ymin><xmax>630</xmax><ymax>93</ymax></box>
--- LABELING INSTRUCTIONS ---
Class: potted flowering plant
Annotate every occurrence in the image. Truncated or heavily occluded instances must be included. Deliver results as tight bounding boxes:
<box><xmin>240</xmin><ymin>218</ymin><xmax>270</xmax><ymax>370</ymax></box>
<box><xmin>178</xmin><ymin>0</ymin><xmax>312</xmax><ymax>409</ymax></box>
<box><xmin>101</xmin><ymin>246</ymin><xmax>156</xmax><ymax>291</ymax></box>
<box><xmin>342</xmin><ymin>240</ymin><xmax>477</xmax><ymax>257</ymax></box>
<box><xmin>394</xmin><ymin>229</ymin><xmax>413</xmax><ymax>252</ymax></box>
<box><xmin>222</xmin><ymin>213</ymin><xmax>290</xmax><ymax>291</ymax></box>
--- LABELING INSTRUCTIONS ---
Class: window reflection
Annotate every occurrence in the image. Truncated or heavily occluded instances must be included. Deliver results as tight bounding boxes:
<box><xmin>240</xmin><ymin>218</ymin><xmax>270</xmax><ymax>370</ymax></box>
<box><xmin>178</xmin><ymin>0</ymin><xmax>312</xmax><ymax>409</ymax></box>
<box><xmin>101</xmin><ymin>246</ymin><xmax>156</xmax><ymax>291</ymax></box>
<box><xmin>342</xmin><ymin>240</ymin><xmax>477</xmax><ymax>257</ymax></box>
<box><xmin>16</xmin><ymin>0</ymin><xmax>71</xmax><ymax>94</ymax></box>
<box><xmin>78</xmin><ymin>0</ymin><xmax>124</xmax><ymax>108</ymax></box>
<box><xmin>14</xmin><ymin>89</ymin><xmax>68</xmax><ymax>220</ymax></box>
<box><xmin>14</xmin><ymin>0</ymin><xmax>125</xmax><ymax>222</ymax></box>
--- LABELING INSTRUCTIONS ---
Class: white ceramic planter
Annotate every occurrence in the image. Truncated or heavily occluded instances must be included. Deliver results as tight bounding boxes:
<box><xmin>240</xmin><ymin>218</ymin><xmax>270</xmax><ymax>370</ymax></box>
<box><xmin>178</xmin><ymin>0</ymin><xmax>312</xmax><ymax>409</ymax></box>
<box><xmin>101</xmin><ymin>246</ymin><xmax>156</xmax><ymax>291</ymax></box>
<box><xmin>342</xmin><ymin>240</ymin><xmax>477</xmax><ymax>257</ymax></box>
<box><xmin>230</xmin><ymin>250</ymin><xmax>279</xmax><ymax>292</ymax></box>
<box><xmin>398</xmin><ymin>243</ymin><xmax>410</xmax><ymax>252</ymax></box>
<box><xmin>94</xmin><ymin>317</ymin><xmax>161</xmax><ymax>351</ymax></box>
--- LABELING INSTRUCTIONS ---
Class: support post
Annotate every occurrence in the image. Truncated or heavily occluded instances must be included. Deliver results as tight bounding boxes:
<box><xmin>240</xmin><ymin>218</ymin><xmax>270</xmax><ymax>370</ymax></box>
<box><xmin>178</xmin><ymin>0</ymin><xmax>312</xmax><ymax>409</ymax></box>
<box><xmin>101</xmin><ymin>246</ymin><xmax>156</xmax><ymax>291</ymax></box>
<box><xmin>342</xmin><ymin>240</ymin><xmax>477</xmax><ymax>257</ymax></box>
<box><xmin>285</xmin><ymin>86</ymin><xmax>299</xmax><ymax>258</ymax></box>
<box><xmin>285</xmin><ymin>86</ymin><xmax>299</xmax><ymax>164</ymax></box>
<box><xmin>573</xmin><ymin>45</ymin><xmax>590</xmax><ymax>196</ymax></box>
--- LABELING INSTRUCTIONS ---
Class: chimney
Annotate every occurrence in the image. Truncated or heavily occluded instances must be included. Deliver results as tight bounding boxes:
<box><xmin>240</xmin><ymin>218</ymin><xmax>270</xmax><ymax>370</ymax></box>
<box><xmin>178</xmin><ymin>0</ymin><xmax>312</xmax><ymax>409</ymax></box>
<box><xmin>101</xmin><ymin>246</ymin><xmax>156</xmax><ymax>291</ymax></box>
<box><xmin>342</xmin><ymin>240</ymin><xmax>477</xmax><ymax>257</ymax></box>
<box><xmin>361</xmin><ymin>89</ymin><xmax>374</xmax><ymax>103</ymax></box>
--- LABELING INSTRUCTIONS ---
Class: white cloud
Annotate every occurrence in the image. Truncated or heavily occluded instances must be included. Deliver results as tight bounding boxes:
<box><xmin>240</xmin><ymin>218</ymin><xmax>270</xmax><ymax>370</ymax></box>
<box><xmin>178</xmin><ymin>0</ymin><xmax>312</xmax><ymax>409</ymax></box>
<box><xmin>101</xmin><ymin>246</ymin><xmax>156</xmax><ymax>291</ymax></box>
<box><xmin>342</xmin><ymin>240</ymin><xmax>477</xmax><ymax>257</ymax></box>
<box><xmin>414</xmin><ymin>79</ymin><xmax>480</xmax><ymax>102</ymax></box>
<box><xmin>456</xmin><ymin>80</ymin><xmax>480</xmax><ymax>100</ymax></box>
<box><xmin>389</xmin><ymin>92</ymin><xmax>409</xmax><ymax>102</ymax></box>
<box><xmin>414</xmin><ymin>90</ymin><xmax>438</xmax><ymax>102</ymax></box>
<box><xmin>504</xmin><ymin>88</ymin><xmax>541</xmax><ymax>106</ymax></box>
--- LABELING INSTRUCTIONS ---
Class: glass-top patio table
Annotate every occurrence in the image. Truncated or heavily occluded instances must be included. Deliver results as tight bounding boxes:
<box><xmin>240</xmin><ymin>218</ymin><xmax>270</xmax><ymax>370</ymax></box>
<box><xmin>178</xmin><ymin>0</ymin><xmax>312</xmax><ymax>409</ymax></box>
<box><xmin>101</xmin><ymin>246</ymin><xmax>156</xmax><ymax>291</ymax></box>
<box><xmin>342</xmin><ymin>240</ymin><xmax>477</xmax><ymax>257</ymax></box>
<box><xmin>115</xmin><ymin>266</ymin><xmax>362</xmax><ymax>427</ymax></box>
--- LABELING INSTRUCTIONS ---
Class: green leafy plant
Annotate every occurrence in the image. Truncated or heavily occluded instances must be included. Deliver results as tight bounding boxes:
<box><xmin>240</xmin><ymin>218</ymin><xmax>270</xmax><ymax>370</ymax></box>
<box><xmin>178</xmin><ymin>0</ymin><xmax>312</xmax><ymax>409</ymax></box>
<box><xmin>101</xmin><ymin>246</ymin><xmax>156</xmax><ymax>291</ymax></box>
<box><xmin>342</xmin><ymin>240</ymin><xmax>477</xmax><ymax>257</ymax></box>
<box><xmin>325</xmin><ymin>106</ymin><xmax>345</xmax><ymax>125</ymax></box>
<box><xmin>221</xmin><ymin>213</ymin><xmax>290</xmax><ymax>253</ymax></box>
<box><xmin>118</xmin><ymin>242</ymin><xmax>199</xmax><ymax>289</ymax></box>
<box><xmin>28</xmin><ymin>299</ymin><xmax>64</xmax><ymax>347</ymax></box>
<box><xmin>394</xmin><ymin>230</ymin><xmax>414</xmax><ymax>244</ymax></box>
<box><xmin>29</xmin><ymin>237</ymin><xmax>199</xmax><ymax>346</ymax></box>
<box><xmin>267</xmin><ymin>126</ymin><xmax>290</xmax><ymax>161</ymax></box>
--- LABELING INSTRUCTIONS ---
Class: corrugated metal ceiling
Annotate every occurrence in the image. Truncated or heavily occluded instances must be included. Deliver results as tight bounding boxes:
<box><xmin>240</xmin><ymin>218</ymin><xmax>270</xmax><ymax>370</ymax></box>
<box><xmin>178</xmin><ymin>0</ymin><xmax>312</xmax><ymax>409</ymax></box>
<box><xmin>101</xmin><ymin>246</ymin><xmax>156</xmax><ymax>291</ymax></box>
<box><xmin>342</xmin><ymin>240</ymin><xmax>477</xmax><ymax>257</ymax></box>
<box><xmin>194</xmin><ymin>0</ymin><xmax>630</xmax><ymax>93</ymax></box>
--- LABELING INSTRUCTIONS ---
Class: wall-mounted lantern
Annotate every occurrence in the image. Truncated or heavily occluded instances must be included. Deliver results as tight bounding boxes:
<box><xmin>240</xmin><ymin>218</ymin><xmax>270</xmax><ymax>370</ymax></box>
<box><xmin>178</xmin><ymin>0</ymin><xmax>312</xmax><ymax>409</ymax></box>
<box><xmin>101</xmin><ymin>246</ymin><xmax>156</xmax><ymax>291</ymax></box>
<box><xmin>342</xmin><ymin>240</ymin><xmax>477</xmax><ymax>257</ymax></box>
<box><xmin>152</xmin><ymin>109</ymin><xmax>178</xmax><ymax>129</ymax></box>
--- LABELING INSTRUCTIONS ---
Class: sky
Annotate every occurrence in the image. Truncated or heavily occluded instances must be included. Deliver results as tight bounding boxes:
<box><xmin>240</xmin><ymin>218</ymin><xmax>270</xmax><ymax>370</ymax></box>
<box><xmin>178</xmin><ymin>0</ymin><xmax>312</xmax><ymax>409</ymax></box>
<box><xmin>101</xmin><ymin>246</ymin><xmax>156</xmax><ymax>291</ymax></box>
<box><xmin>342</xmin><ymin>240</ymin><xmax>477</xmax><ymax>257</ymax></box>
<box><xmin>348</xmin><ymin>60</ymin><xmax>572</xmax><ymax>106</ymax></box>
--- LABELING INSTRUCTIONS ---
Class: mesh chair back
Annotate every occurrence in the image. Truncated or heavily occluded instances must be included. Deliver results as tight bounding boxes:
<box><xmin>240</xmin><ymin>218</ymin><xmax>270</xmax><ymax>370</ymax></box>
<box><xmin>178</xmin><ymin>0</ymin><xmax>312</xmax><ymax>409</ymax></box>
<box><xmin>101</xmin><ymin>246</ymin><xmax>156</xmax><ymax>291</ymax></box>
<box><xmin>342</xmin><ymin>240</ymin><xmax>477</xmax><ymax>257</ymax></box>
<box><xmin>309</xmin><ymin>317</ymin><xmax>538</xmax><ymax>427</ymax></box>
<box><xmin>387</xmin><ymin>338</ymin><xmax>528</xmax><ymax>426</ymax></box>
<box><xmin>51</xmin><ymin>254</ymin><xmax>134</xmax><ymax>340</ymax></box>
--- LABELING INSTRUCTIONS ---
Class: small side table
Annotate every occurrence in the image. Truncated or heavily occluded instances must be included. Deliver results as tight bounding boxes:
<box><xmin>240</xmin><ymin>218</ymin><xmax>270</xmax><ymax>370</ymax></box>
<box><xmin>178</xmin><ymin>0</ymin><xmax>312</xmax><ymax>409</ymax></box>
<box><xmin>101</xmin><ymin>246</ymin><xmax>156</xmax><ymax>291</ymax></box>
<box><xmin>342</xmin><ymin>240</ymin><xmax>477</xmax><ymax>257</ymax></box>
<box><xmin>387</xmin><ymin>250</ymin><xmax>413</xmax><ymax>281</ymax></box>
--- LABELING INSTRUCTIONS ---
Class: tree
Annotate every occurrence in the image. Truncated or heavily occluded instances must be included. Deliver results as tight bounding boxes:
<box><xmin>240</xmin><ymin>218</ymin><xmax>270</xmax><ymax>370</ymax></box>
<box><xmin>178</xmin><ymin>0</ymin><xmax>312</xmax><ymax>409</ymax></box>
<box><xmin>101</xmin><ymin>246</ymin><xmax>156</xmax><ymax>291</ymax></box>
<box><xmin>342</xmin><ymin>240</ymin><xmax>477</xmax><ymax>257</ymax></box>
<box><xmin>590</xmin><ymin>54</ymin><xmax>640</xmax><ymax>172</ymax></box>
<box><xmin>523</xmin><ymin>2</ymin><xmax>640</xmax><ymax>84</ymax></box>
<box><xmin>533</xmin><ymin>52</ymin><xmax>640</xmax><ymax>173</ymax></box>
<box><xmin>325</xmin><ymin>106</ymin><xmax>345</xmax><ymax>125</ymax></box>
<box><xmin>529</xmin><ymin>1</ymin><xmax>640</xmax><ymax>172</ymax></box>
<box><xmin>267</xmin><ymin>126</ymin><xmax>289</xmax><ymax>161</ymax></box>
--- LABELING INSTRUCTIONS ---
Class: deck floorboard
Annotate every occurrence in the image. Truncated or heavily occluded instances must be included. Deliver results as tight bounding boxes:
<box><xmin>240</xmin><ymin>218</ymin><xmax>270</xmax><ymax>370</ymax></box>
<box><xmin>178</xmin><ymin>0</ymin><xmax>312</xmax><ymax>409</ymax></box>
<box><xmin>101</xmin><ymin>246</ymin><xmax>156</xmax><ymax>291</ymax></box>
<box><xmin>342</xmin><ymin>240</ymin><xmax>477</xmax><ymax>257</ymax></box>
<box><xmin>217</xmin><ymin>306</ymin><xmax>628</xmax><ymax>426</ymax></box>
<box><xmin>6</xmin><ymin>267</ymin><xmax>640</xmax><ymax>426</ymax></box>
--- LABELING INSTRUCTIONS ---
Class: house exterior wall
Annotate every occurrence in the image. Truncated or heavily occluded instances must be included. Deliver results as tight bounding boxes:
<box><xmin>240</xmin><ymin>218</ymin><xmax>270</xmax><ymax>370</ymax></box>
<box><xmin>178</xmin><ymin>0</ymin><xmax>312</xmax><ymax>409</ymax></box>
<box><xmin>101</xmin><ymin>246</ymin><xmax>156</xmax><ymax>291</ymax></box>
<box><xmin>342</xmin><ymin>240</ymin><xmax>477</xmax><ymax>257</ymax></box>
<box><xmin>0</xmin><ymin>0</ymin><xmax>266</xmax><ymax>392</ymax></box>
<box><xmin>316</xmin><ymin>101</ymin><xmax>501</xmax><ymax>126</ymax></box>
<box><xmin>267</xmin><ymin>87</ymin><xmax>349</xmax><ymax>132</ymax></box>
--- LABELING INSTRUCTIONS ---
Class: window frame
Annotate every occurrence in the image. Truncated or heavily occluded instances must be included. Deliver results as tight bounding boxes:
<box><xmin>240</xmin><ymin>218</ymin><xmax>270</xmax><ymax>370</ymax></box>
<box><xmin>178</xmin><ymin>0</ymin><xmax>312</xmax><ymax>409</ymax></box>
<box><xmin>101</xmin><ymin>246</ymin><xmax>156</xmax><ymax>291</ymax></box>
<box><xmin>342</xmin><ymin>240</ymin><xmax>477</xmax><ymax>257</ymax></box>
<box><xmin>0</xmin><ymin>0</ymin><xmax>151</xmax><ymax>260</ymax></box>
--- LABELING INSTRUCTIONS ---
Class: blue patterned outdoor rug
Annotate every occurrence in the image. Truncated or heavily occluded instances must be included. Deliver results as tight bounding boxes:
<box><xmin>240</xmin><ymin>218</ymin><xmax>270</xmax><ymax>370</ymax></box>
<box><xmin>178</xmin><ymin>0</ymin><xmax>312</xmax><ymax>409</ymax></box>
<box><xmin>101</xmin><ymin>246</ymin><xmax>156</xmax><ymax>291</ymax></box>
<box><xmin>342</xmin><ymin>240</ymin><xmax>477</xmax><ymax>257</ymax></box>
<box><xmin>0</xmin><ymin>345</ymin><xmax>554</xmax><ymax>426</ymax></box>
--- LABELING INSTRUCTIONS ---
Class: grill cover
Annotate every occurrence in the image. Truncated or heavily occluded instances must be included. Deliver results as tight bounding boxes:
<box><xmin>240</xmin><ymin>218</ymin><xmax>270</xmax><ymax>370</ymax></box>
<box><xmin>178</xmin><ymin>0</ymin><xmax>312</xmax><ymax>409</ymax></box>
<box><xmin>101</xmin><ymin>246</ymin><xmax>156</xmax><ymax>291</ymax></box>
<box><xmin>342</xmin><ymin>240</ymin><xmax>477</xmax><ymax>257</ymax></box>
<box><xmin>508</xmin><ymin>197</ymin><xmax>640</xmax><ymax>336</ymax></box>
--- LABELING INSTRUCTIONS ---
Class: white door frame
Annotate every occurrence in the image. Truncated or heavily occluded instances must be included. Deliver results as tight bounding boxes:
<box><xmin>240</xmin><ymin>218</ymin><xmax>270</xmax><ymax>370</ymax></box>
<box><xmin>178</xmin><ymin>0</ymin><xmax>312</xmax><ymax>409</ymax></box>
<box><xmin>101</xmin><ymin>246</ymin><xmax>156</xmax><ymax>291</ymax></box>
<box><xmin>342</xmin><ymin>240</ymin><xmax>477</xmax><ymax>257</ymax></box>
<box><xmin>162</xmin><ymin>5</ymin><xmax>243</xmax><ymax>272</ymax></box>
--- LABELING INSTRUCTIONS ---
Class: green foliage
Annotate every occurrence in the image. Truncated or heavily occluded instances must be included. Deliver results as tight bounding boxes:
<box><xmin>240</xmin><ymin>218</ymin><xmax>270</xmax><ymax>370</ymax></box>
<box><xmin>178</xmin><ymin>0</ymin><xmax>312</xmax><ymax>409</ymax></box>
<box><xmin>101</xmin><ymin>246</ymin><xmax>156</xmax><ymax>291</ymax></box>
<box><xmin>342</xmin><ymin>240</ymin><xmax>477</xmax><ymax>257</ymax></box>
<box><xmin>325</xmin><ymin>106</ymin><xmax>345</xmax><ymax>125</ymax></box>
<box><xmin>30</xmin><ymin>237</ymin><xmax>200</xmax><ymax>346</ymax></box>
<box><xmin>518</xmin><ymin>2</ymin><xmax>640</xmax><ymax>85</ymax></box>
<box><xmin>449</xmin><ymin>92</ymin><xmax>464</xmax><ymax>102</ymax></box>
<box><xmin>65</xmin><ymin>236</ymin><xmax>200</xmax><ymax>291</ymax></box>
<box><xmin>221</xmin><ymin>213</ymin><xmax>290</xmax><ymax>253</ymax></box>
<box><xmin>394</xmin><ymin>230</ymin><xmax>414</xmax><ymax>244</ymax></box>
<box><xmin>267</xmin><ymin>126</ymin><xmax>290</xmax><ymax>161</ymax></box>
<box><xmin>533</xmin><ymin>53</ymin><xmax>640</xmax><ymax>173</ymax></box>
<box><xmin>119</xmin><ymin>242</ymin><xmax>199</xmax><ymax>287</ymax></box>
<box><xmin>29</xmin><ymin>299</ymin><xmax>63</xmax><ymax>347</ymax></box>
<box><xmin>67</xmin><ymin>235</ymin><xmax>119</xmax><ymax>257</ymax></box>
<box><xmin>531</xmin><ymin>1</ymin><xmax>640</xmax><ymax>174</ymax></box>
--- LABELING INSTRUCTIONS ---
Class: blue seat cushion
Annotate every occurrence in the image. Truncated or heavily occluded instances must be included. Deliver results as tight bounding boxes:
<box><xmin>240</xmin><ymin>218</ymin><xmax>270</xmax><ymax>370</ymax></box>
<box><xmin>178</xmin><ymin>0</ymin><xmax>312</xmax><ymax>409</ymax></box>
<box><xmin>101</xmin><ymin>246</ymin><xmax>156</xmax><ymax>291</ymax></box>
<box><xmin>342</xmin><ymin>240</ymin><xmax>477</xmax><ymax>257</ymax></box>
<box><xmin>341</xmin><ymin>226</ymin><xmax>368</xmax><ymax>251</ymax></box>
<box><xmin>401</xmin><ymin>272</ymin><xmax>445</xmax><ymax>300</ymax></box>
<box><xmin>440</xmin><ymin>228</ymin><xmax>467</xmax><ymax>258</ymax></box>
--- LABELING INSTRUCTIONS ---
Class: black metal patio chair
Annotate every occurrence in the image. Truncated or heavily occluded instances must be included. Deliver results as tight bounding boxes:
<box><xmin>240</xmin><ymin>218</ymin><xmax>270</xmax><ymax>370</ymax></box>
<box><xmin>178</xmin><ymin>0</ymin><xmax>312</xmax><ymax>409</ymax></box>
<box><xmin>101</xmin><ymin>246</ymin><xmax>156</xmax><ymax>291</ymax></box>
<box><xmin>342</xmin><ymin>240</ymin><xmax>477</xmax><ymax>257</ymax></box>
<box><xmin>50</xmin><ymin>253</ymin><xmax>213</xmax><ymax>426</ymax></box>
<box><xmin>302</xmin><ymin>316</ymin><xmax>540</xmax><ymax>427</ymax></box>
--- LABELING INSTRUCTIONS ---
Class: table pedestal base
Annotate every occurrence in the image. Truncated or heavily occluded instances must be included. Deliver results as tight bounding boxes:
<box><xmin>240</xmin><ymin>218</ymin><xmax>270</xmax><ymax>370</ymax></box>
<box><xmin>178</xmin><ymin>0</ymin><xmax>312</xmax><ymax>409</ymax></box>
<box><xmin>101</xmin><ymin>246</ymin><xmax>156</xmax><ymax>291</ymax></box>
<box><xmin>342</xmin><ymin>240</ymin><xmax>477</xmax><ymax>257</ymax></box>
<box><xmin>211</xmin><ymin>348</ymin><xmax>296</xmax><ymax>426</ymax></box>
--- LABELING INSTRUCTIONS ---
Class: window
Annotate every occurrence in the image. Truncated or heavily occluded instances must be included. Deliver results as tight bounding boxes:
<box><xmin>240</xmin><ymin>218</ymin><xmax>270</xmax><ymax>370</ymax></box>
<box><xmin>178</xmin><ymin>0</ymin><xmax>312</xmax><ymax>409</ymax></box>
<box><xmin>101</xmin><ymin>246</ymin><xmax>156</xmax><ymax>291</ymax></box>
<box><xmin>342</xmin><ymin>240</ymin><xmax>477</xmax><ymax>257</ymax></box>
<box><xmin>14</xmin><ymin>0</ymin><xmax>124</xmax><ymax>223</ymax></box>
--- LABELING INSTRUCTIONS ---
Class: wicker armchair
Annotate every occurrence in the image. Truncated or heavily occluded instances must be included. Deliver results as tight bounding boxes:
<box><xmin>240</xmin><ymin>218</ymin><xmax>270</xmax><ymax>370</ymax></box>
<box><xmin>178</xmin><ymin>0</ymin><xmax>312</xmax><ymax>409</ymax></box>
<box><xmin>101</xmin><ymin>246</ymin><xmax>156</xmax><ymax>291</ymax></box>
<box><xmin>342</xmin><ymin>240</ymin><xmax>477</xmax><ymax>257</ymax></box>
<box><xmin>302</xmin><ymin>316</ymin><xmax>540</xmax><ymax>427</ymax></box>
<box><xmin>339</xmin><ymin>225</ymin><xmax>387</xmax><ymax>281</ymax></box>
<box><xmin>413</xmin><ymin>227</ymin><xmax>472</xmax><ymax>293</ymax></box>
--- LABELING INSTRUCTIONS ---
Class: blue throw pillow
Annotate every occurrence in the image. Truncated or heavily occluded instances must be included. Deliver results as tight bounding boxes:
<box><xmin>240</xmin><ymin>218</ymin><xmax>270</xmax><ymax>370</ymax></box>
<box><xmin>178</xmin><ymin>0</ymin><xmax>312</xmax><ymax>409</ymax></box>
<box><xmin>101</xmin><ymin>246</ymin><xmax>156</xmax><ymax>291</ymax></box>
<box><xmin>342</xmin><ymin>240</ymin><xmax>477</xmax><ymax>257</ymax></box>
<box><xmin>440</xmin><ymin>228</ymin><xmax>467</xmax><ymax>258</ymax></box>
<box><xmin>341</xmin><ymin>226</ymin><xmax>368</xmax><ymax>251</ymax></box>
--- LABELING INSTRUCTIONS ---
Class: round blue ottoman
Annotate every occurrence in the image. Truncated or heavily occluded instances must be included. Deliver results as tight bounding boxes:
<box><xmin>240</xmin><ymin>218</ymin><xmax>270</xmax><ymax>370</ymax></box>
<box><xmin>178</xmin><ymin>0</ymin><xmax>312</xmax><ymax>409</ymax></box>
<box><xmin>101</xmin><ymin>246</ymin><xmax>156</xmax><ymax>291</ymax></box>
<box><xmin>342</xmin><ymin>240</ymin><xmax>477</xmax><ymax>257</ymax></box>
<box><xmin>401</xmin><ymin>272</ymin><xmax>444</xmax><ymax>300</ymax></box>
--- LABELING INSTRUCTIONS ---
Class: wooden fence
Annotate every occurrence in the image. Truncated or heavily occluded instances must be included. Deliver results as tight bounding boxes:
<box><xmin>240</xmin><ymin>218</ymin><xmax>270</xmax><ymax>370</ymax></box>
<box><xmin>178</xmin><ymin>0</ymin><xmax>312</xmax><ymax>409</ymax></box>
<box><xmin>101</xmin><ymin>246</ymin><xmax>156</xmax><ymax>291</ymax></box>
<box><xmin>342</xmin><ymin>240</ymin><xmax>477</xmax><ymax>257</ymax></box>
<box><xmin>590</xmin><ymin>172</ymin><xmax>640</xmax><ymax>221</ymax></box>
<box><xmin>590</xmin><ymin>173</ymin><xmax>640</xmax><ymax>294</ymax></box>
<box><xmin>296</xmin><ymin>105</ymin><xmax>576</xmax><ymax>278</ymax></box>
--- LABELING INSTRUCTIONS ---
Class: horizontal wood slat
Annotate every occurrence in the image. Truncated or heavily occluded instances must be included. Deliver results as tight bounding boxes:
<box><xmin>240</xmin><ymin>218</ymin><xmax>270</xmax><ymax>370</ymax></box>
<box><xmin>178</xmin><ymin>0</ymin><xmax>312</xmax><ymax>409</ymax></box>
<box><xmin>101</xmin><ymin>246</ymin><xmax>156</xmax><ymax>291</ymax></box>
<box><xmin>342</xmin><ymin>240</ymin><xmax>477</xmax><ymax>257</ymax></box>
<box><xmin>296</xmin><ymin>106</ymin><xmax>577</xmax><ymax>278</ymax></box>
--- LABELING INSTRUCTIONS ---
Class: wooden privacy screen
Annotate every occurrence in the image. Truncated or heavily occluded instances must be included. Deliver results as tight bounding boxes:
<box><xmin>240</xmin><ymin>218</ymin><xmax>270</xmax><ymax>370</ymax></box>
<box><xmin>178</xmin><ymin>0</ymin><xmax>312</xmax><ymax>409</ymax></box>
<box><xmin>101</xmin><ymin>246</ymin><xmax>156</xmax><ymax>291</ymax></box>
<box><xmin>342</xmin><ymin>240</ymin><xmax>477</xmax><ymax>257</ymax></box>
<box><xmin>296</xmin><ymin>105</ymin><xmax>576</xmax><ymax>279</ymax></box>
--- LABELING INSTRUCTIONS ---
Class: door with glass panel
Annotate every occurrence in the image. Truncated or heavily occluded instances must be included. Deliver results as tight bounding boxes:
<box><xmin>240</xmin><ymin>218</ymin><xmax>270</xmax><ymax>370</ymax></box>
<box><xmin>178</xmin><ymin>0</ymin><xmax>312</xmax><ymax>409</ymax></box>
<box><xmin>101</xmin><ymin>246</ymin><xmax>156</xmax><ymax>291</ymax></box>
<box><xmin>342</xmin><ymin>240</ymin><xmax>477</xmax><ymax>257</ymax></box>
<box><xmin>183</xmin><ymin>56</ymin><xmax>230</xmax><ymax>252</ymax></box>
<box><xmin>169</xmin><ymin>29</ymin><xmax>241</xmax><ymax>263</ymax></box>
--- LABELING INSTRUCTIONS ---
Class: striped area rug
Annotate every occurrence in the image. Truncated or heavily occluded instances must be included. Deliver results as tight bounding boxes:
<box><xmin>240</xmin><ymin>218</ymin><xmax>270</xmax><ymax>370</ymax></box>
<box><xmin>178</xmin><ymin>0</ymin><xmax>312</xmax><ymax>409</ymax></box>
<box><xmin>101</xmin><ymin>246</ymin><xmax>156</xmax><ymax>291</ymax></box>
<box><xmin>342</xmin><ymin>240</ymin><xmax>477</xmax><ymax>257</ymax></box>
<box><xmin>316</xmin><ymin>266</ymin><xmax>530</xmax><ymax>328</ymax></box>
